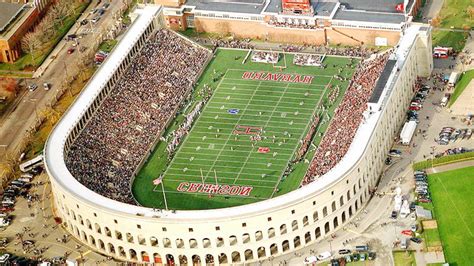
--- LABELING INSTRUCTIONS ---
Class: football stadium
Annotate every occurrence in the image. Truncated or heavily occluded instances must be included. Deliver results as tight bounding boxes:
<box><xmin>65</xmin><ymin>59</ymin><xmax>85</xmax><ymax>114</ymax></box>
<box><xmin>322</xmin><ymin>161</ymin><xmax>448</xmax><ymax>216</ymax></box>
<box><xmin>44</xmin><ymin>5</ymin><xmax>433</xmax><ymax>265</ymax></box>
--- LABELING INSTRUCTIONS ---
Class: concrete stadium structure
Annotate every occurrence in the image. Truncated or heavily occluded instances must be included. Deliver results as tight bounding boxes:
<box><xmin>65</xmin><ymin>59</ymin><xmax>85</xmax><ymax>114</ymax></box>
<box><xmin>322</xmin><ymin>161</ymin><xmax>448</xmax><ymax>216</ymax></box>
<box><xmin>44</xmin><ymin>5</ymin><xmax>433</xmax><ymax>265</ymax></box>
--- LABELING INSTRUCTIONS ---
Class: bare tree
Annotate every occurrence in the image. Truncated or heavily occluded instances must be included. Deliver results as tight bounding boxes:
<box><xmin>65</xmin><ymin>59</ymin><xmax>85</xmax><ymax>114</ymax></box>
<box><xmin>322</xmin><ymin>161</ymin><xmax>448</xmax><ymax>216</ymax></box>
<box><xmin>21</xmin><ymin>32</ymin><xmax>42</xmax><ymax>66</ymax></box>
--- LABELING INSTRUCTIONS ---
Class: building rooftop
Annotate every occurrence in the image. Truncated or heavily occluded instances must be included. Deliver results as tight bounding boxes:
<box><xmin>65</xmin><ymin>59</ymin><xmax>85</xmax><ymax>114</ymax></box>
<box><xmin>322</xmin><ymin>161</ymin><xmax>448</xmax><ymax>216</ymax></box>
<box><xmin>340</xmin><ymin>0</ymin><xmax>402</xmax><ymax>13</ymax></box>
<box><xmin>187</xmin><ymin>0</ymin><xmax>266</xmax><ymax>14</ymax></box>
<box><xmin>369</xmin><ymin>59</ymin><xmax>397</xmax><ymax>103</ymax></box>
<box><xmin>333</xmin><ymin>8</ymin><xmax>405</xmax><ymax>24</ymax></box>
<box><xmin>0</xmin><ymin>2</ymin><xmax>25</xmax><ymax>33</ymax></box>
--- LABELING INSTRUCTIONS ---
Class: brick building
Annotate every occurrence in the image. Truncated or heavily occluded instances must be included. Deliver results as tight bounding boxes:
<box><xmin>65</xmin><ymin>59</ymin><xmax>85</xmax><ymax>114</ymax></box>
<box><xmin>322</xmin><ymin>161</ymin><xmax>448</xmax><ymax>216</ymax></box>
<box><xmin>157</xmin><ymin>0</ymin><xmax>423</xmax><ymax>46</ymax></box>
<box><xmin>0</xmin><ymin>0</ymin><xmax>50</xmax><ymax>63</ymax></box>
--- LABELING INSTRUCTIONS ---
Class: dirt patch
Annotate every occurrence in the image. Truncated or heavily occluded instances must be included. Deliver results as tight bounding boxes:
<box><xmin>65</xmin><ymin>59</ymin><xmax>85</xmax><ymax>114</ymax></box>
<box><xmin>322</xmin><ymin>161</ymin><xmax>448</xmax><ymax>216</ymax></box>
<box><xmin>426</xmin><ymin>246</ymin><xmax>443</xmax><ymax>252</ymax></box>
<box><xmin>422</xmin><ymin>220</ymin><xmax>438</xmax><ymax>229</ymax></box>
<box><xmin>0</xmin><ymin>77</ymin><xmax>17</xmax><ymax>99</ymax></box>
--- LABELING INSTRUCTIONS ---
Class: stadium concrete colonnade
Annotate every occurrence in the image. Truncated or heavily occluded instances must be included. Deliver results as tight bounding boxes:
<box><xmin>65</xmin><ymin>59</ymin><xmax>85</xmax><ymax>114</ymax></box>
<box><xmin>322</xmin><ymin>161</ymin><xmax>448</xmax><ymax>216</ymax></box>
<box><xmin>44</xmin><ymin>5</ymin><xmax>433</xmax><ymax>265</ymax></box>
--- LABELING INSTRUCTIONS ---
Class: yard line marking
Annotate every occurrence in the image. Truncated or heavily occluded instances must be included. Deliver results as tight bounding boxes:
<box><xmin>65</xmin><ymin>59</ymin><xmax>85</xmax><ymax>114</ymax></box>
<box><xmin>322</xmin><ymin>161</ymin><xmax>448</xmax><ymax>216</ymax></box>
<box><xmin>202</xmin><ymin>80</ymin><xmax>264</xmax><ymax>182</ymax></box>
<box><xmin>233</xmin><ymin>81</ymin><xmax>291</xmax><ymax>185</ymax></box>
<box><xmin>435</xmin><ymin>175</ymin><xmax>474</xmax><ymax>237</ymax></box>
<box><xmin>164</xmin><ymin>171</ymin><xmax>281</xmax><ymax>180</ymax></box>
<box><xmin>170</xmin><ymin>161</ymin><xmax>287</xmax><ymax>169</ymax></box>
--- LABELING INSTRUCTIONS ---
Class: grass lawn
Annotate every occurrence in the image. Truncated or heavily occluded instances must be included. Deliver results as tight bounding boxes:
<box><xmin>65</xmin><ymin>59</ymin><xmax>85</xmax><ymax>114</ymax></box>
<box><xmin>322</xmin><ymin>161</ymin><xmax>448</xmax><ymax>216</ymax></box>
<box><xmin>98</xmin><ymin>39</ymin><xmax>118</xmax><ymax>53</ymax></box>
<box><xmin>437</xmin><ymin>0</ymin><xmax>474</xmax><ymax>29</ymax></box>
<box><xmin>393</xmin><ymin>251</ymin><xmax>416</xmax><ymax>266</ymax></box>
<box><xmin>431</xmin><ymin>30</ymin><xmax>469</xmax><ymax>52</ymax></box>
<box><xmin>132</xmin><ymin>48</ymin><xmax>357</xmax><ymax>210</ymax></box>
<box><xmin>428</xmin><ymin>166</ymin><xmax>474</xmax><ymax>266</ymax></box>
<box><xmin>422</xmin><ymin>228</ymin><xmax>442</xmax><ymax>248</ymax></box>
<box><xmin>449</xmin><ymin>69</ymin><xmax>474</xmax><ymax>106</ymax></box>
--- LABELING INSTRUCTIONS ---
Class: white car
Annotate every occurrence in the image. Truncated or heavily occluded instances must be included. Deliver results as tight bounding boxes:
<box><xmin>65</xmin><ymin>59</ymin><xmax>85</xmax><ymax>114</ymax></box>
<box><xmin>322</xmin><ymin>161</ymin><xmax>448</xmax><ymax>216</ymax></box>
<box><xmin>0</xmin><ymin>253</ymin><xmax>10</xmax><ymax>263</ymax></box>
<box><xmin>43</xmin><ymin>83</ymin><xmax>50</xmax><ymax>90</ymax></box>
<box><xmin>317</xmin><ymin>251</ymin><xmax>332</xmax><ymax>261</ymax></box>
<box><xmin>303</xmin><ymin>255</ymin><xmax>317</xmax><ymax>264</ymax></box>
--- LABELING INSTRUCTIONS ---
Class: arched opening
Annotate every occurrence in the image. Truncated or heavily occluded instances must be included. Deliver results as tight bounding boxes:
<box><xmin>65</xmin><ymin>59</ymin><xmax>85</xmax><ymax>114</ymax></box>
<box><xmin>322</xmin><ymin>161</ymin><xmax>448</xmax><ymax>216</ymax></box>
<box><xmin>94</xmin><ymin>223</ymin><xmax>101</xmax><ymax>234</ymax></box>
<box><xmin>192</xmin><ymin>255</ymin><xmax>201</xmax><ymax>265</ymax></box>
<box><xmin>178</xmin><ymin>255</ymin><xmax>187</xmax><ymax>265</ymax></box>
<box><xmin>153</xmin><ymin>253</ymin><xmax>162</xmax><ymax>264</ymax></box>
<box><xmin>291</xmin><ymin>220</ymin><xmax>298</xmax><ymax>231</ymax></box>
<box><xmin>163</xmin><ymin>237</ymin><xmax>171</xmax><ymax>248</ymax></box>
<box><xmin>98</xmin><ymin>239</ymin><xmax>105</xmax><ymax>251</ymax></box>
<box><xmin>270</xmin><ymin>243</ymin><xmax>278</xmax><ymax>255</ymax></box>
<box><xmin>242</xmin><ymin>233</ymin><xmax>251</xmax><ymax>244</ymax></box>
<box><xmin>313</xmin><ymin>211</ymin><xmax>319</xmax><ymax>222</ymax></box>
<box><xmin>347</xmin><ymin>190</ymin><xmax>351</xmax><ymax>201</ymax></box>
<box><xmin>349</xmin><ymin>206</ymin><xmax>353</xmax><ymax>217</ymax></box>
<box><xmin>71</xmin><ymin>210</ymin><xmax>76</xmax><ymax>220</ymax></box>
<box><xmin>189</xmin><ymin>238</ymin><xmax>198</xmax><ymax>248</ymax></box>
<box><xmin>340</xmin><ymin>195</ymin><xmax>344</xmax><ymax>206</ymax></box>
<box><xmin>304</xmin><ymin>231</ymin><xmax>311</xmax><ymax>244</ymax></box>
<box><xmin>126</xmin><ymin>232</ymin><xmax>134</xmax><ymax>243</ymax></box>
<box><xmin>323</xmin><ymin>207</ymin><xmax>328</xmax><ymax>217</ymax></box>
<box><xmin>216</xmin><ymin>237</ymin><xmax>224</xmax><ymax>247</ymax></box>
<box><xmin>355</xmin><ymin>200</ymin><xmax>359</xmax><ymax>211</ymax></box>
<box><xmin>255</xmin><ymin>230</ymin><xmax>263</xmax><ymax>241</ymax></box>
<box><xmin>315</xmin><ymin>227</ymin><xmax>321</xmax><ymax>239</ymax></box>
<box><xmin>257</xmin><ymin>246</ymin><xmax>266</xmax><ymax>258</ymax></box>
<box><xmin>282</xmin><ymin>240</ymin><xmax>290</xmax><ymax>252</ymax></box>
<box><xmin>293</xmin><ymin>236</ymin><xmax>301</xmax><ymax>248</ymax></box>
<box><xmin>141</xmin><ymin>251</ymin><xmax>150</xmax><ymax>262</ymax></box>
<box><xmin>268</xmin><ymin>227</ymin><xmax>276</xmax><ymax>238</ymax></box>
<box><xmin>81</xmin><ymin>231</ymin><xmax>87</xmax><ymax>242</ymax></box>
<box><xmin>324</xmin><ymin>222</ymin><xmax>330</xmax><ymax>234</ymax></box>
<box><xmin>302</xmin><ymin>216</ymin><xmax>309</xmax><ymax>226</ymax></box>
<box><xmin>342</xmin><ymin>211</ymin><xmax>347</xmax><ymax>223</ymax></box>
<box><xmin>229</xmin><ymin>235</ymin><xmax>237</xmax><ymax>246</ymax></box>
<box><xmin>138</xmin><ymin>234</ymin><xmax>146</xmax><ymax>245</ymax></box>
<box><xmin>203</xmin><ymin>238</ymin><xmax>211</xmax><ymax>248</ymax></box>
<box><xmin>118</xmin><ymin>246</ymin><xmax>126</xmax><ymax>258</ymax></box>
<box><xmin>205</xmin><ymin>254</ymin><xmax>214</xmax><ymax>265</ymax></box>
<box><xmin>115</xmin><ymin>230</ymin><xmax>122</xmax><ymax>240</ymax></box>
<box><xmin>244</xmin><ymin>249</ymin><xmax>254</xmax><ymax>261</ymax></box>
<box><xmin>231</xmin><ymin>251</ymin><xmax>241</xmax><ymax>263</ymax></box>
<box><xmin>166</xmin><ymin>254</ymin><xmax>175</xmax><ymax>265</ymax></box>
<box><xmin>360</xmin><ymin>194</ymin><xmax>364</xmax><ymax>205</ymax></box>
<box><xmin>150</xmin><ymin>236</ymin><xmax>159</xmax><ymax>247</ymax></box>
<box><xmin>218</xmin><ymin>253</ymin><xmax>228</xmax><ymax>264</ymax></box>
<box><xmin>104</xmin><ymin>227</ymin><xmax>111</xmax><ymax>237</ymax></box>
<box><xmin>280</xmin><ymin>224</ymin><xmax>287</xmax><ymax>235</ymax></box>
<box><xmin>129</xmin><ymin>249</ymin><xmax>137</xmax><ymax>261</ymax></box>
<box><xmin>333</xmin><ymin>216</ymin><xmax>339</xmax><ymax>228</ymax></box>
<box><xmin>176</xmin><ymin>238</ymin><xmax>184</xmax><ymax>248</ymax></box>
<box><xmin>107</xmin><ymin>243</ymin><xmax>116</xmax><ymax>254</ymax></box>
<box><xmin>353</xmin><ymin>184</ymin><xmax>357</xmax><ymax>194</ymax></box>
<box><xmin>331</xmin><ymin>201</ymin><xmax>337</xmax><ymax>212</ymax></box>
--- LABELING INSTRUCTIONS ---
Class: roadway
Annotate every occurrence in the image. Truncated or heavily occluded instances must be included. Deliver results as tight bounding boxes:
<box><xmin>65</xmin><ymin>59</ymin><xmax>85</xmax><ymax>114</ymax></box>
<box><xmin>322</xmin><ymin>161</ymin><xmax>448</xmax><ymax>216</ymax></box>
<box><xmin>0</xmin><ymin>0</ymin><xmax>125</xmax><ymax>164</ymax></box>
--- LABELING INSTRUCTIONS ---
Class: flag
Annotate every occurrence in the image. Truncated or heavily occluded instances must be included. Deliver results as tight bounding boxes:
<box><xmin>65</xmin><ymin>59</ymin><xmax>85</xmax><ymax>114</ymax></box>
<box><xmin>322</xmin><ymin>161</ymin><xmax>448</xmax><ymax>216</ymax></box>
<box><xmin>153</xmin><ymin>176</ymin><xmax>163</xmax><ymax>185</ymax></box>
<box><xmin>395</xmin><ymin>3</ymin><xmax>404</xmax><ymax>12</ymax></box>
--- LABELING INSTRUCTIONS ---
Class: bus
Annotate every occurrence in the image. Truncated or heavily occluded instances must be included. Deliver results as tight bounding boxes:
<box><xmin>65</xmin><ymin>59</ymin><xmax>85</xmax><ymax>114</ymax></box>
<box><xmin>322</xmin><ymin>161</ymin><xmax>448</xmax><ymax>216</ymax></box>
<box><xmin>19</xmin><ymin>154</ymin><xmax>44</xmax><ymax>172</ymax></box>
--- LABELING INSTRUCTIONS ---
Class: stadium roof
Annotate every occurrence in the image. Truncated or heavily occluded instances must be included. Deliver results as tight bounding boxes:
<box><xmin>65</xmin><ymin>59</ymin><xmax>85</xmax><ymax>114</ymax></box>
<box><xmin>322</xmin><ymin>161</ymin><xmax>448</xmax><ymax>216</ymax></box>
<box><xmin>340</xmin><ymin>0</ymin><xmax>408</xmax><ymax>13</ymax></box>
<box><xmin>44</xmin><ymin>5</ymin><xmax>429</xmax><ymax>220</ymax></box>
<box><xmin>333</xmin><ymin>9</ymin><xmax>405</xmax><ymax>24</ymax></box>
<box><xmin>0</xmin><ymin>3</ymin><xmax>25</xmax><ymax>33</ymax></box>
<box><xmin>369</xmin><ymin>59</ymin><xmax>397</xmax><ymax>103</ymax></box>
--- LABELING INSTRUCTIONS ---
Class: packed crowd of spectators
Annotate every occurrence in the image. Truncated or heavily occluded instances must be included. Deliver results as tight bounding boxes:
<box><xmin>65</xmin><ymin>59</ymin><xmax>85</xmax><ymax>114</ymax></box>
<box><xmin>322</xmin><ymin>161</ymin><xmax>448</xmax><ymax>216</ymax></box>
<box><xmin>293</xmin><ymin>53</ymin><xmax>324</xmax><ymax>66</ymax></box>
<box><xmin>268</xmin><ymin>19</ymin><xmax>320</xmax><ymax>30</ymax></box>
<box><xmin>196</xmin><ymin>37</ymin><xmax>255</xmax><ymax>50</ymax></box>
<box><xmin>65</xmin><ymin>29</ymin><xmax>210</xmax><ymax>204</ymax></box>
<box><xmin>303</xmin><ymin>53</ymin><xmax>390</xmax><ymax>184</ymax></box>
<box><xmin>252</xmin><ymin>51</ymin><xmax>280</xmax><ymax>63</ymax></box>
<box><xmin>167</xmin><ymin>101</ymin><xmax>204</xmax><ymax>156</ymax></box>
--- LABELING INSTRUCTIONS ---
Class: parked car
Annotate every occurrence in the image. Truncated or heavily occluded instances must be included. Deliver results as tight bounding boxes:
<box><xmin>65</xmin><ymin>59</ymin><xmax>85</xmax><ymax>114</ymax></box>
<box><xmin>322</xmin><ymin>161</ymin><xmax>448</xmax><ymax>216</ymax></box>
<box><xmin>317</xmin><ymin>251</ymin><xmax>331</xmax><ymax>261</ymax></box>
<box><xmin>410</xmin><ymin>237</ymin><xmax>422</xmax><ymax>244</ymax></box>
<box><xmin>360</xmin><ymin>253</ymin><xmax>366</xmax><ymax>261</ymax></box>
<box><xmin>390</xmin><ymin>211</ymin><xmax>397</xmax><ymax>219</ymax></box>
<box><xmin>27</xmin><ymin>84</ymin><xmax>38</xmax><ymax>91</ymax></box>
<box><xmin>67</xmin><ymin>48</ymin><xmax>75</xmax><ymax>54</ymax></box>
<box><xmin>43</xmin><ymin>83</ymin><xmax>50</xmax><ymax>91</ymax></box>
<box><xmin>368</xmin><ymin>252</ymin><xmax>376</xmax><ymax>260</ymax></box>
<box><xmin>338</xmin><ymin>249</ymin><xmax>351</xmax><ymax>255</ymax></box>
<box><xmin>303</xmin><ymin>256</ymin><xmax>317</xmax><ymax>264</ymax></box>
<box><xmin>0</xmin><ymin>254</ymin><xmax>10</xmax><ymax>263</ymax></box>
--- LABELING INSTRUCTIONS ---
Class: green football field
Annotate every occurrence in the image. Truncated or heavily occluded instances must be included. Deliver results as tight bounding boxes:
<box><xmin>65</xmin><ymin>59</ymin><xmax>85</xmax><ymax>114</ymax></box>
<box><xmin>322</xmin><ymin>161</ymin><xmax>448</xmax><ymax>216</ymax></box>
<box><xmin>428</xmin><ymin>166</ymin><xmax>474</xmax><ymax>266</ymax></box>
<box><xmin>132</xmin><ymin>48</ymin><xmax>357</xmax><ymax>210</ymax></box>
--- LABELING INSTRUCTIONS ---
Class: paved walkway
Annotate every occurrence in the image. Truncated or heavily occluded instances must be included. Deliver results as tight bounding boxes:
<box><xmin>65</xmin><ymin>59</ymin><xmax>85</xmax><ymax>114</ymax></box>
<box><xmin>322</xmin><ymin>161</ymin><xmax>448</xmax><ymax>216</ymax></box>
<box><xmin>426</xmin><ymin>159</ymin><xmax>474</xmax><ymax>174</ymax></box>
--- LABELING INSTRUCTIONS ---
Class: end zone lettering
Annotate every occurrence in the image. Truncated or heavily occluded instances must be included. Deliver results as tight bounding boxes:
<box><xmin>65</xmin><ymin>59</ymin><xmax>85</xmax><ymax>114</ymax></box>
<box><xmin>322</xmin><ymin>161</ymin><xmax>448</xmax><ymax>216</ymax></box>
<box><xmin>242</xmin><ymin>71</ymin><xmax>314</xmax><ymax>84</ymax></box>
<box><xmin>177</xmin><ymin>182</ymin><xmax>253</xmax><ymax>196</ymax></box>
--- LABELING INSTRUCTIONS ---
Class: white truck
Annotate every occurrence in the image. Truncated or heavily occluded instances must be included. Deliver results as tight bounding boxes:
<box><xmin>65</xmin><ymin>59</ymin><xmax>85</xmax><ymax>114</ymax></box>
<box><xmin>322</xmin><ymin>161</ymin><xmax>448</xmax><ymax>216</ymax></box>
<box><xmin>448</xmin><ymin>72</ymin><xmax>460</xmax><ymax>87</ymax></box>
<box><xmin>400</xmin><ymin>120</ymin><xmax>417</xmax><ymax>145</ymax></box>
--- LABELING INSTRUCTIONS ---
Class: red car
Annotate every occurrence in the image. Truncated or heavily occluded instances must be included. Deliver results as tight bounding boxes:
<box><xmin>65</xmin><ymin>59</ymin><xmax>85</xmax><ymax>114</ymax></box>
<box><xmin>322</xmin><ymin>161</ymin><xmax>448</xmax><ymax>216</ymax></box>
<box><xmin>67</xmin><ymin>48</ymin><xmax>75</xmax><ymax>54</ymax></box>
<box><xmin>0</xmin><ymin>206</ymin><xmax>14</xmax><ymax>212</ymax></box>
<box><xmin>409</xmin><ymin>105</ymin><xmax>421</xmax><ymax>111</ymax></box>
<box><xmin>418</xmin><ymin>198</ymin><xmax>431</xmax><ymax>203</ymax></box>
